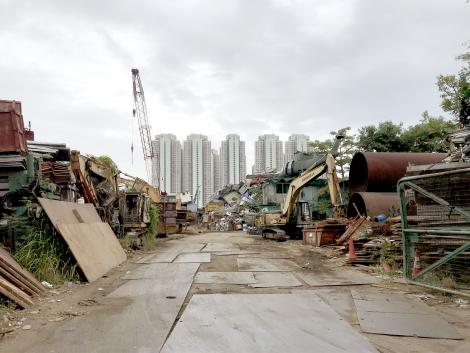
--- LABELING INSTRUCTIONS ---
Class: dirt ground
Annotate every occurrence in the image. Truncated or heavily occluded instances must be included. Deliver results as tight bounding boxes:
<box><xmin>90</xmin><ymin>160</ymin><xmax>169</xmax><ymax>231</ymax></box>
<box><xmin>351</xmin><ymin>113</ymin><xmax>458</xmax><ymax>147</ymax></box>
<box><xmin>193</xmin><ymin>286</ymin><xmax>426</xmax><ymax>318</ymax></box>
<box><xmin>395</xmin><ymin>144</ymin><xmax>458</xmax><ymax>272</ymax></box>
<box><xmin>1</xmin><ymin>231</ymin><xmax>469</xmax><ymax>353</ymax></box>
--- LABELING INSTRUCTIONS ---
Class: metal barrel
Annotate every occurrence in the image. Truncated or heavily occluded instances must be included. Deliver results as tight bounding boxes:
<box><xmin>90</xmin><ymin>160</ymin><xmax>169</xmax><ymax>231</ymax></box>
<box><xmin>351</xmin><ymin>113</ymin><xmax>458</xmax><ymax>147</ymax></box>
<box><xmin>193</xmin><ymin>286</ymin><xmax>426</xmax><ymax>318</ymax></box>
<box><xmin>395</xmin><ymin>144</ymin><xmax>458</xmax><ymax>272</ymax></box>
<box><xmin>347</xmin><ymin>192</ymin><xmax>400</xmax><ymax>218</ymax></box>
<box><xmin>349</xmin><ymin>152</ymin><xmax>447</xmax><ymax>193</ymax></box>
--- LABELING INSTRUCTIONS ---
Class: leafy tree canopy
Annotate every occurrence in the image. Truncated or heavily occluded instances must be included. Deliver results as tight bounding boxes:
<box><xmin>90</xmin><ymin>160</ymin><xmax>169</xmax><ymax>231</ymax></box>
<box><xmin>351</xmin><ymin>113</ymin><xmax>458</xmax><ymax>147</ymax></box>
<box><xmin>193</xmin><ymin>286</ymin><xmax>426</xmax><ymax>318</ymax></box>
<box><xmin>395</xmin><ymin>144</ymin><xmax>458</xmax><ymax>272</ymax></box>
<box><xmin>436</xmin><ymin>43</ymin><xmax>470</xmax><ymax>123</ymax></box>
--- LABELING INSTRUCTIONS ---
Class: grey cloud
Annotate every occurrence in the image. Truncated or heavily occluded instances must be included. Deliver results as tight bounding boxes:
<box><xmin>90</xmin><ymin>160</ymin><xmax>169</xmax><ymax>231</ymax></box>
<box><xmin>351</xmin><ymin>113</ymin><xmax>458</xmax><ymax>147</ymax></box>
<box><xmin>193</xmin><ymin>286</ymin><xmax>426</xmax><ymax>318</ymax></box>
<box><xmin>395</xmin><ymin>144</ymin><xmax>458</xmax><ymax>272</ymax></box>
<box><xmin>0</xmin><ymin>0</ymin><xmax>469</xmax><ymax>178</ymax></box>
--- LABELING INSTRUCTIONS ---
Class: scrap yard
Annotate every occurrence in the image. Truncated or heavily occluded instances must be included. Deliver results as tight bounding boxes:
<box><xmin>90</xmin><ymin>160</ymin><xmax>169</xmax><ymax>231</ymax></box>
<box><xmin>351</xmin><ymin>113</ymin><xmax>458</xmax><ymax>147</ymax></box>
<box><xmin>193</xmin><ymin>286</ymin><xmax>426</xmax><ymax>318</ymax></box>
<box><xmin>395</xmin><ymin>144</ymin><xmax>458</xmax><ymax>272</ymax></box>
<box><xmin>1</xmin><ymin>1</ymin><xmax>470</xmax><ymax>353</ymax></box>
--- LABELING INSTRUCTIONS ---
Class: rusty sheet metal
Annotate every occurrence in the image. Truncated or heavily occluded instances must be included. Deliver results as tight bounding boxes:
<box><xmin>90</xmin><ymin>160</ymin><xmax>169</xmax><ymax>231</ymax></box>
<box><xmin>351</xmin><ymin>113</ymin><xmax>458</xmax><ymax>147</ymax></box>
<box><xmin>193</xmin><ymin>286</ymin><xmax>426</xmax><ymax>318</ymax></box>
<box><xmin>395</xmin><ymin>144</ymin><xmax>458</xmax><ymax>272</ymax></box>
<box><xmin>0</xmin><ymin>100</ymin><xmax>27</xmax><ymax>155</ymax></box>
<box><xmin>303</xmin><ymin>224</ymin><xmax>346</xmax><ymax>247</ymax></box>
<box><xmin>349</xmin><ymin>152</ymin><xmax>446</xmax><ymax>193</ymax></box>
<box><xmin>347</xmin><ymin>192</ymin><xmax>399</xmax><ymax>218</ymax></box>
<box><xmin>160</xmin><ymin>293</ymin><xmax>380</xmax><ymax>353</ymax></box>
<box><xmin>38</xmin><ymin>198</ymin><xmax>101</xmax><ymax>227</ymax></box>
<box><xmin>351</xmin><ymin>290</ymin><xmax>462</xmax><ymax>339</ymax></box>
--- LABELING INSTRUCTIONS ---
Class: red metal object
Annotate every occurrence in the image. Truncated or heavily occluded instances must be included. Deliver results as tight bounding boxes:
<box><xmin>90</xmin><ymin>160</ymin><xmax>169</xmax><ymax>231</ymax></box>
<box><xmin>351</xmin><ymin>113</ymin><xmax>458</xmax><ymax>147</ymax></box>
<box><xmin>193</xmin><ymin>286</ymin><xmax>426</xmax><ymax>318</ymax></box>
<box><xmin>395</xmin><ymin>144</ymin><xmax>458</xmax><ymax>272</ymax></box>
<box><xmin>24</xmin><ymin>129</ymin><xmax>34</xmax><ymax>141</ymax></box>
<box><xmin>303</xmin><ymin>223</ymin><xmax>346</xmax><ymax>246</ymax></box>
<box><xmin>349</xmin><ymin>152</ymin><xmax>447</xmax><ymax>193</ymax></box>
<box><xmin>348</xmin><ymin>236</ymin><xmax>358</xmax><ymax>261</ymax></box>
<box><xmin>347</xmin><ymin>192</ymin><xmax>399</xmax><ymax>218</ymax></box>
<box><xmin>0</xmin><ymin>100</ymin><xmax>27</xmax><ymax>155</ymax></box>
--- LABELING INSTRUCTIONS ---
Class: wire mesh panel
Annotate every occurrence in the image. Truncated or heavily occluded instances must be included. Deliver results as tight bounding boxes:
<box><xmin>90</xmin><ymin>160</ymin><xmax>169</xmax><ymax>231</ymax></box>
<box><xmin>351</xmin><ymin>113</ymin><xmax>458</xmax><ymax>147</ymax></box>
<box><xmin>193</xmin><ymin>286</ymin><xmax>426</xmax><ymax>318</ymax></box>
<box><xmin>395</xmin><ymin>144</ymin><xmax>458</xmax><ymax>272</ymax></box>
<box><xmin>398</xmin><ymin>167</ymin><xmax>470</xmax><ymax>296</ymax></box>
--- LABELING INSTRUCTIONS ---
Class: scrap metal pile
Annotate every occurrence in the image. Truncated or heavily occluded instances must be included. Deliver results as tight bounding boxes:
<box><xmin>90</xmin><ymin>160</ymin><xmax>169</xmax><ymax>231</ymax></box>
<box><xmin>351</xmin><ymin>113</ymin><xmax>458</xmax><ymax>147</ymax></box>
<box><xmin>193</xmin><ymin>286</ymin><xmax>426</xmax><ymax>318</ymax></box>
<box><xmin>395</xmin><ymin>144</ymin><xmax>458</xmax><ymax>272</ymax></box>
<box><xmin>310</xmin><ymin>138</ymin><xmax>470</xmax><ymax>277</ymax></box>
<box><xmin>0</xmin><ymin>99</ymin><xmax>163</xmax><ymax>308</ymax></box>
<box><xmin>204</xmin><ymin>181</ymin><xmax>260</xmax><ymax>232</ymax></box>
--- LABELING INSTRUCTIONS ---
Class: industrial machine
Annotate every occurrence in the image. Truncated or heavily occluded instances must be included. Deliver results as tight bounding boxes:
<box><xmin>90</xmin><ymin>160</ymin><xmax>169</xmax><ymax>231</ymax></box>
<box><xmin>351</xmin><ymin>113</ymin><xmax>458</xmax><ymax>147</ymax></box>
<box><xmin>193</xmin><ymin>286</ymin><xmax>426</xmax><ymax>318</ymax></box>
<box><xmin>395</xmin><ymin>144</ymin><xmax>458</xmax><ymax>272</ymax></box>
<box><xmin>131</xmin><ymin>68</ymin><xmax>157</xmax><ymax>185</ymax></box>
<box><xmin>255</xmin><ymin>136</ymin><xmax>344</xmax><ymax>240</ymax></box>
<box><xmin>118</xmin><ymin>172</ymin><xmax>161</xmax><ymax>203</ymax></box>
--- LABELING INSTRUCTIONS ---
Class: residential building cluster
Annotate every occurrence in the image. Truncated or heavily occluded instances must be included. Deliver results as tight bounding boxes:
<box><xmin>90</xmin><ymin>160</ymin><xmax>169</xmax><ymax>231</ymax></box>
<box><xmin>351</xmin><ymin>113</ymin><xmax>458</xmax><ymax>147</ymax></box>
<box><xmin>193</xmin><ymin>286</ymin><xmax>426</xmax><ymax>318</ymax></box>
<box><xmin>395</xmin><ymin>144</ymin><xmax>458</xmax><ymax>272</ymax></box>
<box><xmin>151</xmin><ymin>133</ymin><xmax>312</xmax><ymax>207</ymax></box>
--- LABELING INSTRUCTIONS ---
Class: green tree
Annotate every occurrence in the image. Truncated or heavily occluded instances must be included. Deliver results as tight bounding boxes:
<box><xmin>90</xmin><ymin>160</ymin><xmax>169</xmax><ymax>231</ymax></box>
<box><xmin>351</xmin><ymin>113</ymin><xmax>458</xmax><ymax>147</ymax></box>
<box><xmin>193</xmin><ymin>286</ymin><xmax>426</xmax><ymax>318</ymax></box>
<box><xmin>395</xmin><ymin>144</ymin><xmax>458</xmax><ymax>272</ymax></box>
<box><xmin>402</xmin><ymin>112</ymin><xmax>456</xmax><ymax>152</ymax></box>
<box><xmin>357</xmin><ymin>121</ymin><xmax>408</xmax><ymax>152</ymax></box>
<box><xmin>309</xmin><ymin>127</ymin><xmax>357</xmax><ymax>180</ymax></box>
<box><xmin>436</xmin><ymin>44</ymin><xmax>470</xmax><ymax>122</ymax></box>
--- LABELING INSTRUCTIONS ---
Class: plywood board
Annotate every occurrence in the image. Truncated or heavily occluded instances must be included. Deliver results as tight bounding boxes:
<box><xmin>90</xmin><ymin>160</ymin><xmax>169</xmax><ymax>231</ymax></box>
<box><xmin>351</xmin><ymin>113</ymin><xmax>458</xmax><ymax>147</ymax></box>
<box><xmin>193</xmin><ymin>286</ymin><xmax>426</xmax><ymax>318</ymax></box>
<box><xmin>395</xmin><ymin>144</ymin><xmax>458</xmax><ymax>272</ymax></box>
<box><xmin>351</xmin><ymin>290</ymin><xmax>462</xmax><ymax>339</ymax></box>
<box><xmin>237</xmin><ymin>258</ymin><xmax>299</xmax><ymax>272</ymax></box>
<box><xmin>173</xmin><ymin>252</ymin><xmax>211</xmax><ymax>263</ymax></box>
<box><xmin>249</xmin><ymin>272</ymin><xmax>302</xmax><ymax>288</ymax></box>
<box><xmin>38</xmin><ymin>198</ymin><xmax>101</xmax><ymax>227</ymax></box>
<box><xmin>296</xmin><ymin>269</ymin><xmax>378</xmax><ymax>287</ymax></box>
<box><xmin>31</xmin><ymin>263</ymin><xmax>198</xmax><ymax>353</ymax></box>
<box><xmin>202</xmin><ymin>243</ymin><xmax>240</xmax><ymax>252</ymax></box>
<box><xmin>195</xmin><ymin>272</ymin><xmax>256</xmax><ymax>285</ymax></box>
<box><xmin>57</xmin><ymin>222</ymin><xmax>126</xmax><ymax>282</ymax></box>
<box><xmin>160</xmin><ymin>292</ymin><xmax>379</xmax><ymax>353</ymax></box>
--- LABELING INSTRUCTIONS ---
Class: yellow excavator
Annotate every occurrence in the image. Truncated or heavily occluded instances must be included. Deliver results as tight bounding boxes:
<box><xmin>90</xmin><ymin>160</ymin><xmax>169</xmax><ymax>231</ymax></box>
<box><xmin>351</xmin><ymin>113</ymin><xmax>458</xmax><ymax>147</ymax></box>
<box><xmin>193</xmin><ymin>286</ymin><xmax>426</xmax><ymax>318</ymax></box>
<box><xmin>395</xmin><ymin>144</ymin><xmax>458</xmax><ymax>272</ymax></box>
<box><xmin>255</xmin><ymin>136</ymin><xmax>344</xmax><ymax>240</ymax></box>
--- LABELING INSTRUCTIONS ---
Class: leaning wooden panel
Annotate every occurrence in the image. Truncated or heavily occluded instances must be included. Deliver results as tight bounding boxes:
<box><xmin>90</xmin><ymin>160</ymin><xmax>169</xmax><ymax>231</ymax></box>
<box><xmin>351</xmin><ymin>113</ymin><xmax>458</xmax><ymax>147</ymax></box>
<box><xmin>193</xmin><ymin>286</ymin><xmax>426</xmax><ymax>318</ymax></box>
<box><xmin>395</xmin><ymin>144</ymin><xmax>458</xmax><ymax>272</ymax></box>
<box><xmin>56</xmin><ymin>222</ymin><xmax>126</xmax><ymax>283</ymax></box>
<box><xmin>38</xmin><ymin>198</ymin><xmax>102</xmax><ymax>227</ymax></box>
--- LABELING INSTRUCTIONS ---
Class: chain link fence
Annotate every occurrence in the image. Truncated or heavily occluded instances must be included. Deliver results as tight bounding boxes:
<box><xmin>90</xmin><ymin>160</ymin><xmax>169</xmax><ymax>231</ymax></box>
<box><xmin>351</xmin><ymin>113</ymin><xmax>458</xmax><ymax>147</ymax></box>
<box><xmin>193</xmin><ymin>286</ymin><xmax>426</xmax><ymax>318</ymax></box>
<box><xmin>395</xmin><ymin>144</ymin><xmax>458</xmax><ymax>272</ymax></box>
<box><xmin>398</xmin><ymin>167</ymin><xmax>470</xmax><ymax>296</ymax></box>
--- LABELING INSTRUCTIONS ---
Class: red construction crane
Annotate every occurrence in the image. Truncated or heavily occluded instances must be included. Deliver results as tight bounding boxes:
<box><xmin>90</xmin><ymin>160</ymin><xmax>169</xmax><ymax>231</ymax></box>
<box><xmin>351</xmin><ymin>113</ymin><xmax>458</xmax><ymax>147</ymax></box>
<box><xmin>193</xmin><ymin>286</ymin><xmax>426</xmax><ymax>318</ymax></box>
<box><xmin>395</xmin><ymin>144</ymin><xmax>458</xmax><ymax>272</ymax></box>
<box><xmin>131</xmin><ymin>68</ymin><xmax>156</xmax><ymax>184</ymax></box>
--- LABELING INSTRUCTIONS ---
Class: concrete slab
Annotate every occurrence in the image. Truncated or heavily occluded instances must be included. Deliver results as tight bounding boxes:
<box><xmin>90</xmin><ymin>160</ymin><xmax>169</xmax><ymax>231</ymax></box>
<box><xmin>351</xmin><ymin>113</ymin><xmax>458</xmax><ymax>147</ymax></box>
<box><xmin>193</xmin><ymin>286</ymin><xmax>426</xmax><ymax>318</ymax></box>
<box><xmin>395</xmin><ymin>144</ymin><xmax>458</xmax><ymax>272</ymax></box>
<box><xmin>202</xmin><ymin>243</ymin><xmax>240</xmax><ymax>252</ymax></box>
<box><xmin>195</xmin><ymin>271</ymin><xmax>256</xmax><ymax>285</ymax></box>
<box><xmin>213</xmin><ymin>251</ymin><xmax>260</xmax><ymax>256</ymax></box>
<box><xmin>237</xmin><ymin>258</ymin><xmax>299</xmax><ymax>272</ymax></box>
<box><xmin>238</xmin><ymin>253</ymin><xmax>294</xmax><ymax>259</ymax></box>
<box><xmin>32</xmin><ymin>263</ymin><xmax>199</xmax><ymax>353</ymax></box>
<box><xmin>296</xmin><ymin>269</ymin><xmax>378</xmax><ymax>286</ymax></box>
<box><xmin>160</xmin><ymin>292</ymin><xmax>379</xmax><ymax>353</ymax></box>
<box><xmin>123</xmin><ymin>263</ymin><xmax>200</xmax><ymax>280</ymax></box>
<box><xmin>174</xmin><ymin>252</ymin><xmax>211</xmax><ymax>263</ymax></box>
<box><xmin>351</xmin><ymin>290</ymin><xmax>462</xmax><ymax>339</ymax></box>
<box><xmin>312</xmin><ymin>288</ymin><xmax>358</xmax><ymax>325</ymax></box>
<box><xmin>249</xmin><ymin>272</ymin><xmax>302</xmax><ymax>288</ymax></box>
<box><xmin>136</xmin><ymin>252</ymin><xmax>179</xmax><ymax>263</ymax></box>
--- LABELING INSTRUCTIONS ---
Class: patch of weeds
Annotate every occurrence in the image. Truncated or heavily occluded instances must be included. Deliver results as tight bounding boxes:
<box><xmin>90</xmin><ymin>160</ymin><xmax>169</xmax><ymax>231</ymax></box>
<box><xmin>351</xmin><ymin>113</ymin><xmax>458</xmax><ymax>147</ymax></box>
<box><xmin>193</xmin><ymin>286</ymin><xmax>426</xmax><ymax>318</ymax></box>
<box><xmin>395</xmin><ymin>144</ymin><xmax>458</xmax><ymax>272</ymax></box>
<box><xmin>147</xmin><ymin>204</ymin><xmax>158</xmax><ymax>237</ymax></box>
<box><xmin>13</xmin><ymin>216</ymin><xmax>79</xmax><ymax>285</ymax></box>
<box><xmin>119</xmin><ymin>235</ymin><xmax>132</xmax><ymax>251</ymax></box>
<box><xmin>141</xmin><ymin>232</ymin><xmax>156</xmax><ymax>251</ymax></box>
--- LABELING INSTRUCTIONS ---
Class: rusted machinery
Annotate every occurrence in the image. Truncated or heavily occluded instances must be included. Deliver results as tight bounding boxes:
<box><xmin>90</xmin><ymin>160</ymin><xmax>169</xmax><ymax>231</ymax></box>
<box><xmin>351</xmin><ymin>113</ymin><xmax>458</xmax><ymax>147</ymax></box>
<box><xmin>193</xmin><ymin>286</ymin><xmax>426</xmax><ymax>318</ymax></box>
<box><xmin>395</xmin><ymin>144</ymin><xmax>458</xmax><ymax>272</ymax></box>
<box><xmin>347</xmin><ymin>192</ymin><xmax>399</xmax><ymax>218</ymax></box>
<box><xmin>349</xmin><ymin>152</ymin><xmax>447</xmax><ymax>193</ymax></box>
<box><xmin>347</xmin><ymin>152</ymin><xmax>447</xmax><ymax>218</ymax></box>
<box><xmin>255</xmin><ymin>136</ymin><xmax>344</xmax><ymax>240</ymax></box>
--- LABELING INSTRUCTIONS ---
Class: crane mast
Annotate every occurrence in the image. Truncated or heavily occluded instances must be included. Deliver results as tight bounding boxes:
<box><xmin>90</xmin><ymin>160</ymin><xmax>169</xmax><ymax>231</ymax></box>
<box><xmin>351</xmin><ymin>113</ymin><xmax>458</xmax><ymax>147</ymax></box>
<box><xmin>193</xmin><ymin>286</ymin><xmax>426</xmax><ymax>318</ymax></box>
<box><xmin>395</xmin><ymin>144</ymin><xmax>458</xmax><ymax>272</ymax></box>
<box><xmin>131</xmin><ymin>68</ymin><xmax>155</xmax><ymax>184</ymax></box>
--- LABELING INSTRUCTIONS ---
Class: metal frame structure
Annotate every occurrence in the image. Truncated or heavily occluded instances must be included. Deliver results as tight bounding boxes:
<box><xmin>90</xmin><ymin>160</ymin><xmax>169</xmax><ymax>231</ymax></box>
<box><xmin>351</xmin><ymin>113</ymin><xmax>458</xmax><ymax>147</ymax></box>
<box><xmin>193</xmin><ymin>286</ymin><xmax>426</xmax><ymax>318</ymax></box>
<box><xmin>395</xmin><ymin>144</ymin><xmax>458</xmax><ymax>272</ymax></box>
<box><xmin>398</xmin><ymin>167</ymin><xmax>470</xmax><ymax>297</ymax></box>
<box><xmin>131</xmin><ymin>68</ymin><xmax>156</xmax><ymax>184</ymax></box>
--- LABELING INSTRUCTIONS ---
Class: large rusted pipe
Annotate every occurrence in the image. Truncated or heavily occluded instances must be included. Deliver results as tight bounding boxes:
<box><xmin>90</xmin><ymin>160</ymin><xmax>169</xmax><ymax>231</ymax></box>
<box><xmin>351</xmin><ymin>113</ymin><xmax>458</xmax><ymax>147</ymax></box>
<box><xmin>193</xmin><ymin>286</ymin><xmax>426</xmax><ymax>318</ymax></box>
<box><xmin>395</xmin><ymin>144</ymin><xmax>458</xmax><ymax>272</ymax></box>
<box><xmin>349</xmin><ymin>152</ymin><xmax>446</xmax><ymax>193</ymax></box>
<box><xmin>347</xmin><ymin>192</ymin><xmax>400</xmax><ymax>218</ymax></box>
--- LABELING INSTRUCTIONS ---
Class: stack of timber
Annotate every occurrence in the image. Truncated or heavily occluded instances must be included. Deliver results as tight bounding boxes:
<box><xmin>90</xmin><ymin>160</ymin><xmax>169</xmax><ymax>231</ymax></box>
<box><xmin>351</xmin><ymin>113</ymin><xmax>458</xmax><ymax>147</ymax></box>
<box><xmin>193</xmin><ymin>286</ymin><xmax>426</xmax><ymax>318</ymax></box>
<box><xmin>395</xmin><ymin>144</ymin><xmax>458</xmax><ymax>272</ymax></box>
<box><xmin>336</xmin><ymin>216</ymin><xmax>402</xmax><ymax>265</ymax></box>
<box><xmin>0</xmin><ymin>247</ymin><xmax>45</xmax><ymax>308</ymax></box>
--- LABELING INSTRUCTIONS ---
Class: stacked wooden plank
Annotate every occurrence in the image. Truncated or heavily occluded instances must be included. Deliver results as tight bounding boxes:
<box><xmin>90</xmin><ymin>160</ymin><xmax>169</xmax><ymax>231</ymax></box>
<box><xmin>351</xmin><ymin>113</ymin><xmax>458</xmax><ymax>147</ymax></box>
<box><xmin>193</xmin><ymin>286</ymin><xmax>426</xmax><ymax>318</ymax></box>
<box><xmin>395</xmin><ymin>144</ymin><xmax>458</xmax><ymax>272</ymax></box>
<box><xmin>0</xmin><ymin>247</ymin><xmax>45</xmax><ymax>308</ymax></box>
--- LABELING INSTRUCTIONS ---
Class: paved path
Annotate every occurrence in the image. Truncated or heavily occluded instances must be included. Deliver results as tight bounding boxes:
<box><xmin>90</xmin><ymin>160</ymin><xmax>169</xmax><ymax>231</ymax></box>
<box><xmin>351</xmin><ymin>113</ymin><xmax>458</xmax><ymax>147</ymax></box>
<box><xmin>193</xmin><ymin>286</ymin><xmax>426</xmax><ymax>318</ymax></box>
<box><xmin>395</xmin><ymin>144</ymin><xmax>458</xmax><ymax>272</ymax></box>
<box><xmin>3</xmin><ymin>231</ymin><xmax>468</xmax><ymax>353</ymax></box>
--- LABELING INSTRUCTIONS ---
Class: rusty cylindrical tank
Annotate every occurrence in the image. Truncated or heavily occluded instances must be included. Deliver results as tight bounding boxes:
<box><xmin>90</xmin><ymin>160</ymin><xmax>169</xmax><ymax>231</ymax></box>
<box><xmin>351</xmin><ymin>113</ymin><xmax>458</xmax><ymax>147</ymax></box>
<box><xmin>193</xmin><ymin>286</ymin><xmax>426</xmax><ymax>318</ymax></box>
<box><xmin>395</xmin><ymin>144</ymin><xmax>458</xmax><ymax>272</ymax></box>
<box><xmin>349</xmin><ymin>152</ymin><xmax>446</xmax><ymax>194</ymax></box>
<box><xmin>347</xmin><ymin>192</ymin><xmax>400</xmax><ymax>218</ymax></box>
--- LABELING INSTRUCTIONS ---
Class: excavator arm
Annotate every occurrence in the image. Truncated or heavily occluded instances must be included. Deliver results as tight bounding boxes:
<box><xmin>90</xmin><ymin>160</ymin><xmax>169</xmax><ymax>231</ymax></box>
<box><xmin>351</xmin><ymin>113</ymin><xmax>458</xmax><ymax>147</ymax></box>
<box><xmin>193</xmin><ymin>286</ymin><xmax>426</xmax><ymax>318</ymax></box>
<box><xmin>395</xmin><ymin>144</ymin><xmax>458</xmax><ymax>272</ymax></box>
<box><xmin>281</xmin><ymin>153</ymin><xmax>344</xmax><ymax>221</ymax></box>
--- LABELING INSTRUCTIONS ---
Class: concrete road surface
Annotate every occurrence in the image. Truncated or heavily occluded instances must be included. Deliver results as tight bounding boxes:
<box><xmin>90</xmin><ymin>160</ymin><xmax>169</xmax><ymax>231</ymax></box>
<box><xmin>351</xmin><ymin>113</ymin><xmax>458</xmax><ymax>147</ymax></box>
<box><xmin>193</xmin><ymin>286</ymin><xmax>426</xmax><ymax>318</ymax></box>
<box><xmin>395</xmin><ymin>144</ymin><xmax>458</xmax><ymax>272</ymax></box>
<box><xmin>1</xmin><ymin>231</ymin><xmax>469</xmax><ymax>353</ymax></box>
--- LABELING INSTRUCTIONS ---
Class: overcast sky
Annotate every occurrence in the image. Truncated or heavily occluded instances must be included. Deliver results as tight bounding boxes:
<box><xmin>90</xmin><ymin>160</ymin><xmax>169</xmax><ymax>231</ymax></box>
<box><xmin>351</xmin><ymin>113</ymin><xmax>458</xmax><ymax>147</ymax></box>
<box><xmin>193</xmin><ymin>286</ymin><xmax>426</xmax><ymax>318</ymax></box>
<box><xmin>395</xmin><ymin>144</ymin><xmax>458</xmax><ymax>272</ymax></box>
<box><xmin>1</xmin><ymin>0</ymin><xmax>469</xmax><ymax>180</ymax></box>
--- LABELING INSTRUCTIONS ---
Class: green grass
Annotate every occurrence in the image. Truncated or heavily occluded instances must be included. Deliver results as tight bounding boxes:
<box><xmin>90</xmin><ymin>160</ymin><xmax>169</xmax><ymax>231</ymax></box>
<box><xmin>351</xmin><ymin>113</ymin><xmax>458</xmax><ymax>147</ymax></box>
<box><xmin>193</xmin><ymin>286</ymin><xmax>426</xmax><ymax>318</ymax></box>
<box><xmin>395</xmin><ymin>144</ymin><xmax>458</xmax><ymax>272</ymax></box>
<box><xmin>14</xmin><ymin>226</ymin><xmax>79</xmax><ymax>284</ymax></box>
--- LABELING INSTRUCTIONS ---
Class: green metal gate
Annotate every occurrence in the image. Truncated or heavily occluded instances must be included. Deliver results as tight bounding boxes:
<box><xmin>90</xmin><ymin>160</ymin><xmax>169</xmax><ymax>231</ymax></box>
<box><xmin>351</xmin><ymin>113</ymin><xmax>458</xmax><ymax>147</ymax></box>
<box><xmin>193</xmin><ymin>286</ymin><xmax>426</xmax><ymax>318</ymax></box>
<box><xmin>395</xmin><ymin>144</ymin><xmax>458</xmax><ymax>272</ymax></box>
<box><xmin>398</xmin><ymin>167</ymin><xmax>470</xmax><ymax>297</ymax></box>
